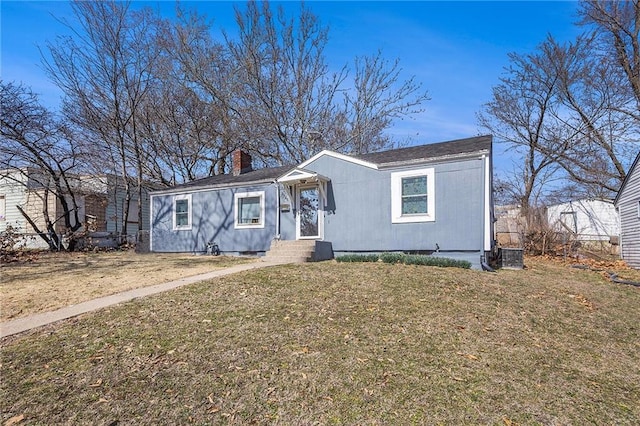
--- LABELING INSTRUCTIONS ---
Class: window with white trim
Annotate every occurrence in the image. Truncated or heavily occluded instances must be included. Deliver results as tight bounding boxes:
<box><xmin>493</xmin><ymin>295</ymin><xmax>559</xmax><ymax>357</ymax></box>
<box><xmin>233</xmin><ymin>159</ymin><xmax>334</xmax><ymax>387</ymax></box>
<box><xmin>173</xmin><ymin>194</ymin><xmax>192</xmax><ymax>230</ymax></box>
<box><xmin>637</xmin><ymin>200</ymin><xmax>640</xmax><ymax>218</ymax></box>
<box><xmin>235</xmin><ymin>191</ymin><xmax>265</xmax><ymax>228</ymax></box>
<box><xmin>391</xmin><ymin>168</ymin><xmax>435</xmax><ymax>223</ymax></box>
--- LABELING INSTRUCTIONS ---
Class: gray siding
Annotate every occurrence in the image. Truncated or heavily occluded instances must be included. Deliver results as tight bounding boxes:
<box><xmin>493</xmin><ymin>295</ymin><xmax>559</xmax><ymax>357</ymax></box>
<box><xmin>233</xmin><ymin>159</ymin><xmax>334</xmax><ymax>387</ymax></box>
<box><xmin>105</xmin><ymin>183</ymin><xmax>151</xmax><ymax>235</ymax></box>
<box><xmin>303</xmin><ymin>154</ymin><xmax>486</xmax><ymax>253</ymax></box>
<box><xmin>617</xmin><ymin>164</ymin><xmax>640</xmax><ymax>269</ymax></box>
<box><xmin>151</xmin><ymin>183</ymin><xmax>278</xmax><ymax>254</ymax></box>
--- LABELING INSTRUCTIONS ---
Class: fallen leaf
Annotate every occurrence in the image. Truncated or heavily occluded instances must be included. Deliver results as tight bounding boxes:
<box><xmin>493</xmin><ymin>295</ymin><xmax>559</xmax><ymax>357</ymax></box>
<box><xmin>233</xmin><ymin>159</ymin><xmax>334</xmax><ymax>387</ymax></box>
<box><xmin>4</xmin><ymin>414</ymin><xmax>24</xmax><ymax>425</ymax></box>
<box><xmin>89</xmin><ymin>378</ymin><xmax>103</xmax><ymax>387</ymax></box>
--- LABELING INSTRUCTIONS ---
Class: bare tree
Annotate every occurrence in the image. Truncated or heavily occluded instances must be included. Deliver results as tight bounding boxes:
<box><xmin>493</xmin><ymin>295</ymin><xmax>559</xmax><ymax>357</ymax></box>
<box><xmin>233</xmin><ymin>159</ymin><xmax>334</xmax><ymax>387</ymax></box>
<box><xmin>540</xmin><ymin>36</ymin><xmax>637</xmax><ymax>198</ymax></box>
<box><xmin>579</xmin><ymin>0</ymin><xmax>640</xmax><ymax>123</ymax></box>
<box><xmin>481</xmin><ymin>28</ymin><xmax>637</xmax><ymax>206</ymax></box>
<box><xmin>340</xmin><ymin>52</ymin><xmax>430</xmax><ymax>154</ymax></box>
<box><xmin>42</xmin><ymin>1</ymin><xmax>159</xmax><ymax>236</ymax></box>
<box><xmin>225</xmin><ymin>1</ymin><xmax>347</xmax><ymax>164</ymax></box>
<box><xmin>150</xmin><ymin>8</ymin><xmax>243</xmax><ymax>178</ymax></box>
<box><xmin>227</xmin><ymin>1</ymin><xmax>429</xmax><ymax>164</ymax></box>
<box><xmin>0</xmin><ymin>81</ymin><xmax>83</xmax><ymax>250</ymax></box>
<box><xmin>478</xmin><ymin>46</ymin><xmax>562</xmax><ymax>215</ymax></box>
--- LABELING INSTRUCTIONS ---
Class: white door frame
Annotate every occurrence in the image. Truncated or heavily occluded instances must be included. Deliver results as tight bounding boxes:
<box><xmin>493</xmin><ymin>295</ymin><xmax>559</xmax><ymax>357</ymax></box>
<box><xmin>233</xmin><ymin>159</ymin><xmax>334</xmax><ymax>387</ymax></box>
<box><xmin>296</xmin><ymin>183</ymin><xmax>323</xmax><ymax>240</ymax></box>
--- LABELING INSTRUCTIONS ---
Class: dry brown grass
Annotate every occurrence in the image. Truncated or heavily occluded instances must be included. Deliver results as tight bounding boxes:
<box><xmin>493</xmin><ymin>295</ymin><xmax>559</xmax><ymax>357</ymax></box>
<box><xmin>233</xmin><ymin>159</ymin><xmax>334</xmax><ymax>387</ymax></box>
<box><xmin>1</xmin><ymin>257</ymin><xmax>639</xmax><ymax>424</ymax></box>
<box><xmin>0</xmin><ymin>251</ymin><xmax>252</xmax><ymax>321</ymax></box>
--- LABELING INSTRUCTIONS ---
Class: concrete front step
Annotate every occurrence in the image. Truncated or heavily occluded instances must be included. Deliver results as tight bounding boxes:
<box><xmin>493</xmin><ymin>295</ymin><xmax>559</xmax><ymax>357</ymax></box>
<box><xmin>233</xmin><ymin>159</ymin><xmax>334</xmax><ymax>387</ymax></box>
<box><xmin>263</xmin><ymin>255</ymin><xmax>313</xmax><ymax>263</ymax></box>
<box><xmin>264</xmin><ymin>239</ymin><xmax>317</xmax><ymax>263</ymax></box>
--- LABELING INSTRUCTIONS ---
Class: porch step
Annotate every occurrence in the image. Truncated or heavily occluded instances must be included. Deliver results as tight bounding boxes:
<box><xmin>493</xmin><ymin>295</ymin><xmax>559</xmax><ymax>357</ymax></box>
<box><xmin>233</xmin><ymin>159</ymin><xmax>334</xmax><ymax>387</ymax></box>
<box><xmin>263</xmin><ymin>240</ymin><xmax>316</xmax><ymax>263</ymax></box>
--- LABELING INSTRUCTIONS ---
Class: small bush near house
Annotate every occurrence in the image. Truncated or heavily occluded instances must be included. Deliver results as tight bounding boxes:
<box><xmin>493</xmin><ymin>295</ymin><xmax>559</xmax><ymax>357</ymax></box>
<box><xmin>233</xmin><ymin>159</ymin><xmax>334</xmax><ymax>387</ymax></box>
<box><xmin>379</xmin><ymin>252</ymin><xmax>406</xmax><ymax>264</ymax></box>
<box><xmin>403</xmin><ymin>254</ymin><xmax>471</xmax><ymax>269</ymax></box>
<box><xmin>337</xmin><ymin>252</ymin><xmax>471</xmax><ymax>269</ymax></box>
<box><xmin>335</xmin><ymin>254</ymin><xmax>380</xmax><ymax>263</ymax></box>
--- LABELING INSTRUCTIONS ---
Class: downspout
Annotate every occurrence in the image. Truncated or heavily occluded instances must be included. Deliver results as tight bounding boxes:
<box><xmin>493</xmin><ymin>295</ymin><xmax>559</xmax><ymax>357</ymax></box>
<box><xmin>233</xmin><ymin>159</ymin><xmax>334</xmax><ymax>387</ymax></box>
<box><xmin>274</xmin><ymin>180</ymin><xmax>280</xmax><ymax>240</ymax></box>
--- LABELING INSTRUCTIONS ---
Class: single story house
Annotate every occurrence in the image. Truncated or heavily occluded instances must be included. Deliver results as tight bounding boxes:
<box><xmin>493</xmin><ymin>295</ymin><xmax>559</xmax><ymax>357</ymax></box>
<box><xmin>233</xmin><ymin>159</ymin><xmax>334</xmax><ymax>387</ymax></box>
<box><xmin>614</xmin><ymin>151</ymin><xmax>640</xmax><ymax>269</ymax></box>
<box><xmin>149</xmin><ymin>135</ymin><xmax>494</xmax><ymax>268</ymax></box>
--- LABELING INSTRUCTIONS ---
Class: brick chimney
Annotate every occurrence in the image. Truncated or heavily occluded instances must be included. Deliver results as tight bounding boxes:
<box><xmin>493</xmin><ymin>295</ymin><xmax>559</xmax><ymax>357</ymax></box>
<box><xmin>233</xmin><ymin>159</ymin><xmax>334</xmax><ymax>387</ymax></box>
<box><xmin>232</xmin><ymin>150</ymin><xmax>252</xmax><ymax>176</ymax></box>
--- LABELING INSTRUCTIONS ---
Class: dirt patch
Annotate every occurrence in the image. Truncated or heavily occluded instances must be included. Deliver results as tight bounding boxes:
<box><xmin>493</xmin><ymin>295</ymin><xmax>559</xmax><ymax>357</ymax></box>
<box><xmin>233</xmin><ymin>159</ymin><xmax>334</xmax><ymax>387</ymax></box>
<box><xmin>0</xmin><ymin>251</ymin><xmax>252</xmax><ymax>321</ymax></box>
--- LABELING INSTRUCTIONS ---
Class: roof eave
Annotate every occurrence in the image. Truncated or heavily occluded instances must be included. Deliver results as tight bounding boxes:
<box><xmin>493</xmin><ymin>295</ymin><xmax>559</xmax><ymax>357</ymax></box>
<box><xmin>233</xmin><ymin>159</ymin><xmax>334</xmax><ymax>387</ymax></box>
<box><xmin>614</xmin><ymin>151</ymin><xmax>640</xmax><ymax>206</ymax></box>
<box><xmin>374</xmin><ymin>149</ymin><xmax>491</xmax><ymax>169</ymax></box>
<box><xmin>150</xmin><ymin>177</ymin><xmax>276</xmax><ymax>196</ymax></box>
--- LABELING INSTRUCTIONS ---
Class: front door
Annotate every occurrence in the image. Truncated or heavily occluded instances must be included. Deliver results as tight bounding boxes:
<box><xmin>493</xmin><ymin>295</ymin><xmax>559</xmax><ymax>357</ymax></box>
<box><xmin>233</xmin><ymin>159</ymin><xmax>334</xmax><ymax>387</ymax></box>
<box><xmin>297</xmin><ymin>185</ymin><xmax>322</xmax><ymax>239</ymax></box>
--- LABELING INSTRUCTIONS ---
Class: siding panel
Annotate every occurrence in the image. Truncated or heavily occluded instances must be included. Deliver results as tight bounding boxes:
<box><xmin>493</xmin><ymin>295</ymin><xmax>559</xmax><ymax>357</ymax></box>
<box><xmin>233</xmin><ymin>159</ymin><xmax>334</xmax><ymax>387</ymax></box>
<box><xmin>303</xmin><ymin>155</ymin><xmax>486</xmax><ymax>253</ymax></box>
<box><xmin>151</xmin><ymin>183</ymin><xmax>278</xmax><ymax>254</ymax></box>
<box><xmin>617</xmin><ymin>159</ymin><xmax>640</xmax><ymax>268</ymax></box>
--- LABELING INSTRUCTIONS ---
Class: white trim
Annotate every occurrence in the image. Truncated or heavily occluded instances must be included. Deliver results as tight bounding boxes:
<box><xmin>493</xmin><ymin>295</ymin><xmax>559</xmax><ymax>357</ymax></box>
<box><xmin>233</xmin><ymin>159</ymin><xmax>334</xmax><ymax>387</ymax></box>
<box><xmin>296</xmin><ymin>184</ymin><xmax>324</xmax><ymax>239</ymax></box>
<box><xmin>278</xmin><ymin>167</ymin><xmax>330</xmax><ymax>184</ymax></box>
<box><xmin>150</xmin><ymin>179</ymin><xmax>274</xmax><ymax>196</ymax></box>
<box><xmin>172</xmin><ymin>194</ymin><xmax>192</xmax><ymax>231</ymax></box>
<box><xmin>391</xmin><ymin>168</ymin><xmax>435</xmax><ymax>223</ymax></box>
<box><xmin>483</xmin><ymin>155</ymin><xmax>492</xmax><ymax>251</ymax></box>
<box><xmin>298</xmin><ymin>150</ymin><xmax>378</xmax><ymax>170</ymax></box>
<box><xmin>234</xmin><ymin>191</ymin><xmax>265</xmax><ymax>229</ymax></box>
<box><xmin>149</xmin><ymin>194</ymin><xmax>154</xmax><ymax>251</ymax></box>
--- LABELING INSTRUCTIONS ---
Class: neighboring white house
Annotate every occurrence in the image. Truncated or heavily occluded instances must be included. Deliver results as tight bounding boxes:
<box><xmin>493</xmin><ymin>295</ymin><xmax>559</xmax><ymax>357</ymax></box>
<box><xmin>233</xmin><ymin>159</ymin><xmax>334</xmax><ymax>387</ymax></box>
<box><xmin>614</xmin><ymin>152</ymin><xmax>640</xmax><ymax>269</ymax></box>
<box><xmin>547</xmin><ymin>199</ymin><xmax>620</xmax><ymax>249</ymax></box>
<box><xmin>0</xmin><ymin>169</ymin><xmax>151</xmax><ymax>249</ymax></box>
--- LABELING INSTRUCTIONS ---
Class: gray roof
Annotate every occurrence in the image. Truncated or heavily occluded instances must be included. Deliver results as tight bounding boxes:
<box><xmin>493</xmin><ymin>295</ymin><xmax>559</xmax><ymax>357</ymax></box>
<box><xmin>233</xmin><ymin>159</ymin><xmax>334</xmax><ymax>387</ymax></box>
<box><xmin>164</xmin><ymin>165</ymin><xmax>292</xmax><ymax>192</ymax></box>
<box><xmin>158</xmin><ymin>135</ymin><xmax>492</xmax><ymax>193</ymax></box>
<box><xmin>355</xmin><ymin>135</ymin><xmax>492</xmax><ymax>166</ymax></box>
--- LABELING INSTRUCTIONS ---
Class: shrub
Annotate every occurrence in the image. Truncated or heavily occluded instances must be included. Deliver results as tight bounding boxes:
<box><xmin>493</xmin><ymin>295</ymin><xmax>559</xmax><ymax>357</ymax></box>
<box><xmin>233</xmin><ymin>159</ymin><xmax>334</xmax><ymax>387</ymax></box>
<box><xmin>403</xmin><ymin>254</ymin><xmax>471</xmax><ymax>269</ymax></box>
<box><xmin>379</xmin><ymin>252</ymin><xmax>406</xmax><ymax>264</ymax></box>
<box><xmin>337</xmin><ymin>252</ymin><xmax>471</xmax><ymax>269</ymax></box>
<box><xmin>336</xmin><ymin>254</ymin><xmax>380</xmax><ymax>263</ymax></box>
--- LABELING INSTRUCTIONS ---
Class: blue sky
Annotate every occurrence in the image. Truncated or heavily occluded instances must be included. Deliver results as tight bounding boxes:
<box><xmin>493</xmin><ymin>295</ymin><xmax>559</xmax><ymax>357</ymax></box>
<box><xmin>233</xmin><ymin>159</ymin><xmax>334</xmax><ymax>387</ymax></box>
<box><xmin>1</xmin><ymin>1</ymin><xmax>583</xmax><ymax>170</ymax></box>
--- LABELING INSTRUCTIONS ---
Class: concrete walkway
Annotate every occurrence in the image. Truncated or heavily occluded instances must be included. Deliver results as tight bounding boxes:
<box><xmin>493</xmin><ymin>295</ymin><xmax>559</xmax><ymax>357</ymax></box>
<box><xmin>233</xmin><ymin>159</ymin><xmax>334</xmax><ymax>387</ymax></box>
<box><xmin>1</xmin><ymin>260</ymin><xmax>286</xmax><ymax>339</ymax></box>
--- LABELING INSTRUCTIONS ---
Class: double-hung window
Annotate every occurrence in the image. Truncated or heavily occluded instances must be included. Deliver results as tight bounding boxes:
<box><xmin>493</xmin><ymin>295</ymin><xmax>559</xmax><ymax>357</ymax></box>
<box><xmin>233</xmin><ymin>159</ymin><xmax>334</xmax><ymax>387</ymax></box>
<box><xmin>391</xmin><ymin>168</ymin><xmax>435</xmax><ymax>223</ymax></box>
<box><xmin>173</xmin><ymin>194</ymin><xmax>192</xmax><ymax>230</ymax></box>
<box><xmin>235</xmin><ymin>191</ymin><xmax>265</xmax><ymax>228</ymax></box>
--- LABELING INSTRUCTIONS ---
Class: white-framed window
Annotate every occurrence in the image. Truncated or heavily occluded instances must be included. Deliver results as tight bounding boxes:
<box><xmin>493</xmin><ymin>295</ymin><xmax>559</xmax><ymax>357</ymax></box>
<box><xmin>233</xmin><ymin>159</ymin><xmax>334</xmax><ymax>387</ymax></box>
<box><xmin>173</xmin><ymin>194</ymin><xmax>192</xmax><ymax>230</ymax></box>
<box><xmin>391</xmin><ymin>168</ymin><xmax>435</xmax><ymax>223</ymax></box>
<box><xmin>637</xmin><ymin>200</ymin><xmax>640</xmax><ymax>218</ymax></box>
<box><xmin>235</xmin><ymin>191</ymin><xmax>265</xmax><ymax>229</ymax></box>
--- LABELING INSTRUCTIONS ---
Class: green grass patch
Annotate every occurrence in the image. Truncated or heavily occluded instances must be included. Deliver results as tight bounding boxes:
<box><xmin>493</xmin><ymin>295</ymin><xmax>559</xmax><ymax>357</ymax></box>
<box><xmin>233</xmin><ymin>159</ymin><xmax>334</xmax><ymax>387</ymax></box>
<box><xmin>2</xmin><ymin>260</ymin><xmax>639</xmax><ymax>424</ymax></box>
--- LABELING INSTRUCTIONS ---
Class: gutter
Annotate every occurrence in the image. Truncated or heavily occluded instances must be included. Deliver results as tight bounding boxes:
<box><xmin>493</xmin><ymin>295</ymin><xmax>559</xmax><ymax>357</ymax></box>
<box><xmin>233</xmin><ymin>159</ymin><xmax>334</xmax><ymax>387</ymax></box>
<box><xmin>374</xmin><ymin>150</ymin><xmax>490</xmax><ymax>170</ymax></box>
<box><xmin>149</xmin><ymin>178</ymin><xmax>276</xmax><ymax>196</ymax></box>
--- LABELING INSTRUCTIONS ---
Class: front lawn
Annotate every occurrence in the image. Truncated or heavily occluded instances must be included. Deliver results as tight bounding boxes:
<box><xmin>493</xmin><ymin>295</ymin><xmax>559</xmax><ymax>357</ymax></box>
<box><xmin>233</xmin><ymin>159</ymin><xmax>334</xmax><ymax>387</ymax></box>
<box><xmin>0</xmin><ymin>251</ymin><xmax>251</xmax><ymax>321</ymax></box>
<box><xmin>1</xmin><ymin>259</ymin><xmax>639</xmax><ymax>424</ymax></box>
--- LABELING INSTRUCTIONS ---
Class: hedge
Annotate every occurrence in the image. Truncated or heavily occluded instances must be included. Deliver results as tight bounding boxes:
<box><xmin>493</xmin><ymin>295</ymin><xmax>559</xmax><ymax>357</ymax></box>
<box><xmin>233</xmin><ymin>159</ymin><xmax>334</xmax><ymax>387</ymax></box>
<box><xmin>335</xmin><ymin>253</ymin><xmax>471</xmax><ymax>269</ymax></box>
